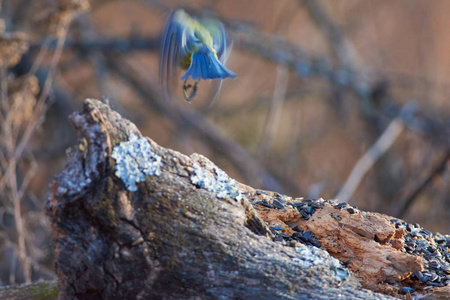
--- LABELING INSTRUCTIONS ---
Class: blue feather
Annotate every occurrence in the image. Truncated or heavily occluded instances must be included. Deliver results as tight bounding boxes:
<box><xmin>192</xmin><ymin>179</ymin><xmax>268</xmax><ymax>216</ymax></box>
<box><xmin>181</xmin><ymin>46</ymin><xmax>236</xmax><ymax>81</ymax></box>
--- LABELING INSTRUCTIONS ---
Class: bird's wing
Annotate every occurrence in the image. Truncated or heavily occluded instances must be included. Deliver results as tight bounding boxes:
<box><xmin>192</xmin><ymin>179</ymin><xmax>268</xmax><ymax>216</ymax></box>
<box><xmin>160</xmin><ymin>10</ymin><xmax>192</xmax><ymax>94</ymax></box>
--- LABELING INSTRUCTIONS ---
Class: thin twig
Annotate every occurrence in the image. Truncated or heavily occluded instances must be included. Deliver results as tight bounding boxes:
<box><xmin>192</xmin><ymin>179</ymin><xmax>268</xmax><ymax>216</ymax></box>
<box><xmin>29</xmin><ymin>37</ymin><xmax>159</xmax><ymax>53</ymax></box>
<box><xmin>17</xmin><ymin>154</ymin><xmax>38</xmax><ymax>201</ymax></box>
<box><xmin>304</xmin><ymin>0</ymin><xmax>360</xmax><ymax>68</ymax></box>
<box><xmin>0</xmin><ymin>23</ymin><xmax>70</xmax><ymax>190</ymax></box>
<box><xmin>394</xmin><ymin>149</ymin><xmax>450</xmax><ymax>218</ymax></box>
<box><xmin>335</xmin><ymin>104</ymin><xmax>416</xmax><ymax>203</ymax></box>
<box><xmin>15</xmin><ymin>27</ymin><xmax>69</xmax><ymax>159</ymax></box>
<box><xmin>12</xmin><ymin>167</ymin><xmax>30</xmax><ymax>282</ymax></box>
<box><xmin>257</xmin><ymin>65</ymin><xmax>288</xmax><ymax>162</ymax></box>
<box><xmin>27</xmin><ymin>36</ymin><xmax>52</xmax><ymax>78</ymax></box>
<box><xmin>0</xmin><ymin>65</ymin><xmax>9</xmax><ymax>121</ymax></box>
<box><xmin>2</xmin><ymin>112</ymin><xmax>30</xmax><ymax>282</ymax></box>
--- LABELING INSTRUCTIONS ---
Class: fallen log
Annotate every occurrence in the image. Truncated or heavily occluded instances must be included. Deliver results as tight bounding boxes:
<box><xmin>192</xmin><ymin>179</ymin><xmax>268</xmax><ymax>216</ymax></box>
<box><xmin>46</xmin><ymin>99</ymin><xmax>449</xmax><ymax>299</ymax></box>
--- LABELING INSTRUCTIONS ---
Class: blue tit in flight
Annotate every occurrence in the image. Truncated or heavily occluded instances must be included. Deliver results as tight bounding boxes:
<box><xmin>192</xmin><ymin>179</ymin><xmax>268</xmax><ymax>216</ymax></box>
<box><xmin>160</xmin><ymin>9</ymin><xmax>236</xmax><ymax>103</ymax></box>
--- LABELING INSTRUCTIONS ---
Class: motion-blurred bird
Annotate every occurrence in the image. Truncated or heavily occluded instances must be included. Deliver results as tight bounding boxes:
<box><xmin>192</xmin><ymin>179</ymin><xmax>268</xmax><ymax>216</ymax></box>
<box><xmin>160</xmin><ymin>9</ymin><xmax>236</xmax><ymax>104</ymax></box>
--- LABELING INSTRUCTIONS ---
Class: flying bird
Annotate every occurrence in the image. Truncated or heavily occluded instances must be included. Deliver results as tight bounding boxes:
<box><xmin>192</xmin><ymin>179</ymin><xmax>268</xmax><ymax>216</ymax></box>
<box><xmin>160</xmin><ymin>9</ymin><xmax>236</xmax><ymax>104</ymax></box>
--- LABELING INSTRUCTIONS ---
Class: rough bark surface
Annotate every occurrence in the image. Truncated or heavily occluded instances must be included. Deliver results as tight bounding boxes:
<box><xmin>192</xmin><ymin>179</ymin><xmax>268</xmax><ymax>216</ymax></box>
<box><xmin>46</xmin><ymin>99</ymin><xmax>426</xmax><ymax>299</ymax></box>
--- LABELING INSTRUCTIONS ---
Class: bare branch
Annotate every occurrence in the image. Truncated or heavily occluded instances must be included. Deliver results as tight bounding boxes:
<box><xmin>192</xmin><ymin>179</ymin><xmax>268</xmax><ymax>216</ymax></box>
<box><xmin>257</xmin><ymin>65</ymin><xmax>288</xmax><ymax>162</ymax></box>
<box><xmin>336</xmin><ymin>104</ymin><xmax>418</xmax><ymax>203</ymax></box>
<box><xmin>304</xmin><ymin>0</ymin><xmax>361</xmax><ymax>69</ymax></box>
<box><xmin>394</xmin><ymin>149</ymin><xmax>450</xmax><ymax>218</ymax></box>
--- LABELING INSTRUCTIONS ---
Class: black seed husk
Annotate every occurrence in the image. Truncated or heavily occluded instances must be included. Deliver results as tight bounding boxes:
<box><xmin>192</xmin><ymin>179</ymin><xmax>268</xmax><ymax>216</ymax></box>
<box><xmin>272</xmin><ymin>199</ymin><xmax>285</xmax><ymax>210</ymax></box>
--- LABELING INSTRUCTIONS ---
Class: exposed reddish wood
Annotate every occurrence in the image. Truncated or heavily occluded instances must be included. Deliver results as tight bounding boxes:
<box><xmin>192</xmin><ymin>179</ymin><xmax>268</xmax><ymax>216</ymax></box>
<box><xmin>254</xmin><ymin>201</ymin><xmax>423</xmax><ymax>293</ymax></box>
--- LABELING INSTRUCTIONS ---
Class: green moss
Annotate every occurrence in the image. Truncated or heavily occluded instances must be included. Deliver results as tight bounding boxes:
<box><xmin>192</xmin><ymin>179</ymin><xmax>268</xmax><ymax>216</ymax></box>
<box><xmin>0</xmin><ymin>281</ymin><xmax>59</xmax><ymax>300</ymax></box>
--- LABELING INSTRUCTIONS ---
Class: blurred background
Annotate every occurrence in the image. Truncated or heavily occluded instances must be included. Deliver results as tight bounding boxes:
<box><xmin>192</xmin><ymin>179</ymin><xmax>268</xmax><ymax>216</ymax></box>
<box><xmin>0</xmin><ymin>0</ymin><xmax>449</xmax><ymax>286</ymax></box>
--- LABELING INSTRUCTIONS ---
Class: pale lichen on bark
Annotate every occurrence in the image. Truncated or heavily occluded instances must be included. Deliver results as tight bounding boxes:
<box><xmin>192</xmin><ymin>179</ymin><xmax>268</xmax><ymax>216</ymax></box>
<box><xmin>111</xmin><ymin>132</ymin><xmax>162</xmax><ymax>191</ymax></box>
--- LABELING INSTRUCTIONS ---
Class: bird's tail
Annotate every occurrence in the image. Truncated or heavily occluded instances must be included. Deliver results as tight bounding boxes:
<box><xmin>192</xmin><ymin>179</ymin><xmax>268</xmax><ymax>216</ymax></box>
<box><xmin>180</xmin><ymin>46</ymin><xmax>237</xmax><ymax>81</ymax></box>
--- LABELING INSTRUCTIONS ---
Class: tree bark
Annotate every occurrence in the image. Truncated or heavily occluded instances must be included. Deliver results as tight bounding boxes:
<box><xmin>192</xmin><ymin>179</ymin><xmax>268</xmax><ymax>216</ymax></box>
<box><xmin>46</xmin><ymin>99</ymin><xmax>415</xmax><ymax>299</ymax></box>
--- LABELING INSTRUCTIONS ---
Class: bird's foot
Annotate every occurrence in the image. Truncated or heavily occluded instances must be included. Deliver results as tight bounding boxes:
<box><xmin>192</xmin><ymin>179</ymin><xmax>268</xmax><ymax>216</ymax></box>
<box><xmin>183</xmin><ymin>79</ymin><xmax>199</xmax><ymax>102</ymax></box>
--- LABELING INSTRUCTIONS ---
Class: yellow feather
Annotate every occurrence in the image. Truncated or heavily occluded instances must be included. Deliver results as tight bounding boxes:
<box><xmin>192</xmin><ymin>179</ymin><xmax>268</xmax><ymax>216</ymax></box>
<box><xmin>181</xmin><ymin>53</ymin><xmax>192</xmax><ymax>70</ymax></box>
